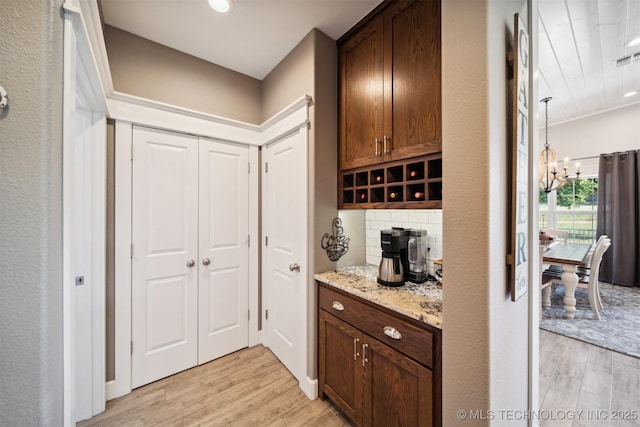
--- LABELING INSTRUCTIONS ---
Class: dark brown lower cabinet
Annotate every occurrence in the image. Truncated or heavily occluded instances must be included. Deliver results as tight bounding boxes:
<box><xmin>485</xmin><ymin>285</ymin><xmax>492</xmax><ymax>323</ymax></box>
<box><xmin>320</xmin><ymin>311</ymin><xmax>363</xmax><ymax>424</ymax></box>
<box><xmin>363</xmin><ymin>335</ymin><xmax>432</xmax><ymax>427</ymax></box>
<box><xmin>318</xmin><ymin>284</ymin><xmax>441</xmax><ymax>426</ymax></box>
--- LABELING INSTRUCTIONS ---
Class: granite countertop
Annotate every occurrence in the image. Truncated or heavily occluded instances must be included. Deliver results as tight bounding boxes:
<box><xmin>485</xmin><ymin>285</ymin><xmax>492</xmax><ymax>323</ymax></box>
<box><xmin>314</xmin><ymin>264</ymin><xmax>442</xmax><ymax>329</ymax></box>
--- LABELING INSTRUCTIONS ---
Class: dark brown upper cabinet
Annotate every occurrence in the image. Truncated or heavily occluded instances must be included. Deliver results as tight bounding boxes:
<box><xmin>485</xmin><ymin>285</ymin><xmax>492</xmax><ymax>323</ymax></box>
<box><xmin>338</xmin><ymin>0</ymin><xmax>442</xmax><ymax>171</ymax></box>
<box><xmin>338</xmin><ymin>0</ymin><xmax>442</xmax><ymax>209</ymax></box>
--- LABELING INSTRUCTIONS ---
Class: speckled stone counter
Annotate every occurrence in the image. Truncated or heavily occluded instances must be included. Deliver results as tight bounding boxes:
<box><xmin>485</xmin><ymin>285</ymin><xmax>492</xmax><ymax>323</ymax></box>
<box><xmin>314</xmin><ymin>264</ymin><xmax>442</xmax><ymax>329</ymax></box>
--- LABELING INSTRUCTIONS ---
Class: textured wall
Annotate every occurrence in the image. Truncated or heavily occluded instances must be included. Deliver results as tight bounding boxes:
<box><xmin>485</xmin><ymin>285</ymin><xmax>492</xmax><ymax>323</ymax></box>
<box><xmin>0</xmin><ymin>0</ymin><xmax>65</xmax><ymax>425</ymax></box>
<box><xmin>442</xmin><ymin>0</ymin><xmax>530</xmax><ymax>425</ymax></box>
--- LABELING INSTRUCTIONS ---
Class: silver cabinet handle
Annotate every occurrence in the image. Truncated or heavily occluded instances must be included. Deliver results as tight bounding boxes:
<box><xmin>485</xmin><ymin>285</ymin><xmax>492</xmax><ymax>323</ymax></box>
<box><xmin>186</xmin><ymin>259</ymin><xmax>195</xmax><ymax>268</ymax></box>
<box><xmin>362</xmin><ymin>343</ymin><xmax>368</xmax><ymax>366</ymax></box>
<box><xmin>332</xmin><ymin>301</ymin><xmax>344</xmax><ymax>311</ymax></box>
<box><xmin>375</xmin><ymin>138</ymin><xmax>381</xmax><ymax>156</ymax></box>
<box><xmin>353</xmin><ymin>338</ymin><xmax>360</xmax><ymax>360</ymax></box>
<box><xmin>289</xmin><ymin>263</ymin><xmax>300</xmax><ymax>272</ymax></box>
<box><xmin>383</xmin><ymin>326</ymin><xmax>402</xmax><ymax>340</ymax></box>
<box><xmin>202</xmin><ymin>258</ymin><xmax>211</xmax><ymax>266</ymax></box>
<box><xmin>383</xmin><ymin>135</ymin><xmax>391</xmax><ymax>154</ymax></box>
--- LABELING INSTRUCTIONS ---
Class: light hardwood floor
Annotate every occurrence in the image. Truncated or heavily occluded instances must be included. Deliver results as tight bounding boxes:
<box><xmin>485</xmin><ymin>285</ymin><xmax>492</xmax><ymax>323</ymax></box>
<box><xmin>80</xmin><ymin>333</ymin><xmax>639</xmax><ymax>427</ymax></box>
<box><xmin>539</xmin><ymin>330</ymin><xmax>640</xmax><ymax>427</ymax></box>
<box><xmin>79</xmin><ymin>345</ymin><xmax>350</xmax><ymax>427</ymax></box>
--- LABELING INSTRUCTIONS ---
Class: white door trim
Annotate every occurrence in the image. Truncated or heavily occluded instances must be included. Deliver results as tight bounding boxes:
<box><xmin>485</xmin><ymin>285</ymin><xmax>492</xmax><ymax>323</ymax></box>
<box><xmin>62</xmin><ymin>2</ymin><xmax>108</xmax><ymax>424</ymax></box>
<box><xmin>527</xmin><ymin>0</ymin><xmax>540</xmax><ymax>423</ymax></box>
<box><xmin>113</xmin><ymin>121</ymin><xmax>133</xmax><ymax>398</ymax></box>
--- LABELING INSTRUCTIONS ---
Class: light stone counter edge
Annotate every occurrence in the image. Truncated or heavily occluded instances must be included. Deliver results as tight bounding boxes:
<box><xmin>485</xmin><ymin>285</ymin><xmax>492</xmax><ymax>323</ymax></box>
<box><xmin>314</xmin><ymin>264</ymin><xmax>442</xmax><ymax>329</ymax></box>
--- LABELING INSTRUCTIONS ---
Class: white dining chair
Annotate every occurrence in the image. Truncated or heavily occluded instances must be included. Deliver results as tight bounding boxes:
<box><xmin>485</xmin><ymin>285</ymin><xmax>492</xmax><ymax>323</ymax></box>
<box><xmin>583</xmin><ymin>238</ymin><xmax>611</xmax><ymax>319</ymax></box>
<box><xmin>579</xmin><ymin>234</ymin><xmax>608</xmax><ymax>269</ymax></box>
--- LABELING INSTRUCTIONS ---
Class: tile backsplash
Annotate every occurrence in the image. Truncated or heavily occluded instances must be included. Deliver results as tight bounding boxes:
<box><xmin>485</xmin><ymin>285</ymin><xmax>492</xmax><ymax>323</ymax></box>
<box><xmin>365</xmin><ymin>209</ymin><xmax>443</xmax><ymax>275</ymax></box>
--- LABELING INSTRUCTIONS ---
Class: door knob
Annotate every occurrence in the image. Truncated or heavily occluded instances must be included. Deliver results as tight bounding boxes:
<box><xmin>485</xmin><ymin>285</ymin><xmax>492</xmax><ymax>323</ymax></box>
<box><xmin>202</xmin><ymin>258</ymin><xmax>211</xmax><ymax>266</ymax></box>
<box><xmin>289</xmin><ymin>263</ymin><xmax>300</xmax><ymax>272</ymax></box>
<box><xmin>186</xmin><ymin>259</ymin><xmax>195</xmax><ymax>268</ymax></box>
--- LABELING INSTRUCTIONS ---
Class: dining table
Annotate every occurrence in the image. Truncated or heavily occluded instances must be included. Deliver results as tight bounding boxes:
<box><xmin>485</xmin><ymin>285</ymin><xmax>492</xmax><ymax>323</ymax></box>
<box><xmin>542</xmin><ymin>242</ymin><xmax>592</xmax><ymax>319</ymax></box>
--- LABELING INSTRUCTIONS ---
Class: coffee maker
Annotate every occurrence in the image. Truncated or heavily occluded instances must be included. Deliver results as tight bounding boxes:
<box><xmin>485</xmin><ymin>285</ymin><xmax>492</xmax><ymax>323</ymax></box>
<box><xmin>408</xmin><ymin>229</ymin><xmax>428</xmax><ymax>283</ymax></box>
<box><xmin>377</xmin><ymin>228</ymin><xmax>409</xmax><ymax>287</ymax></box>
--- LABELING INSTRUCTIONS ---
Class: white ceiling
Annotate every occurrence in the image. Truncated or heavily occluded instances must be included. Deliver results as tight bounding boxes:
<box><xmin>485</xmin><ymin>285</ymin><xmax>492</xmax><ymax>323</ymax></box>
<box><xmin>100</xmin><ymin>0</ymin><xmax>383</xmax><ymax>80</ymax></box>
<box><xmin>100</xmin><ymin>0</ymin><xmax>640</xmax><ymax>125</ymax></box>
<box><xmin>538</xmin><ymin>0</ymin><xmax>640</xmax><ymax>125</ymax></box>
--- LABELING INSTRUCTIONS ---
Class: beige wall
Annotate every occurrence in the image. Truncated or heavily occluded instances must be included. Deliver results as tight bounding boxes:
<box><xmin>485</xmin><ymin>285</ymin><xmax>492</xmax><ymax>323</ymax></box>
<box><xmin>442</xmin><ymin>0</ymin><xmax>530</xmax><ymax>424</ymax></box>
<box><xmin>262</xmin><ymin>28</ymin><xmax>338</xmax><ymax>381</ymax></box>
<box><xmin>104</xmin><ymin>25</ymin><xmax>262</xmax><ymax>124</ymax></box>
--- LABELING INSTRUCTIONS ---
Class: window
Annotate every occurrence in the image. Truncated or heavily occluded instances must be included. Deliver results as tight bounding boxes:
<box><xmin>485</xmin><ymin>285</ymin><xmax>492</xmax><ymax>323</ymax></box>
<box><xmin>539</xmin><ymin>178</ymin><xmax>598</xmax><ymax>243</ymax></box>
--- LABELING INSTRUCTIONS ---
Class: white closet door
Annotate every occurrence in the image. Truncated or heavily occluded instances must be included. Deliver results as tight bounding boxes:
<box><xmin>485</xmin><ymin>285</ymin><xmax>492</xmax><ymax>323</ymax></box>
<box><xmin>198</xmin><ymin>138</ymin><xmax>249</xmax><ymax>364</ymax></box>
<box><xmin>263</xmin><ymin>127</ymin><xmax>308</xmax><ymax>385</ymax></box>
<box><xmin>131</xmin><ymin>126</ymin><xmax>199</xmax><ymax>388</ymax></box>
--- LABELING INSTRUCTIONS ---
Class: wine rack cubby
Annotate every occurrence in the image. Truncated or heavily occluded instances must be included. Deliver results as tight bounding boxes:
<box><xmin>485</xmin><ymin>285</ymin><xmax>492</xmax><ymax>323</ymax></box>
<box><xmin>339</xmin><ymin>153</ymin><xmax>442</xmax><ymax>209</ymax></box>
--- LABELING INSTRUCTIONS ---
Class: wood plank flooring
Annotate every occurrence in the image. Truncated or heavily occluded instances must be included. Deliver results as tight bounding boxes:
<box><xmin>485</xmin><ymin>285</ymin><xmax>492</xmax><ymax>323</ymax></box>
<box><xmin>78</xmin><ymin>345</ymin><xmax>350</xmax><ymax>427</ymax></box>
<box><xmin>80</xmin><ymin>333</ymin><xmax>639</xmax><ymax>427</ymax></box>
<box><xmin>539</xmin><ymin>330</ymin><xmax>640</xmax><ymax>427</ymax></box>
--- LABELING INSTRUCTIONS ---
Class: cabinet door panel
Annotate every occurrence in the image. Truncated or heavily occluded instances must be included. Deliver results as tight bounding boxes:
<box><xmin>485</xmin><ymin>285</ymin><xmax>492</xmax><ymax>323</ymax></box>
<box><xmin>340</xmin><ymin>15</ymin><xmax>385</xmax><ymax>170</ymax></box>
<box><xmin>385</xmin><ymin>0</ymin><xmax>442</xmax><ymax>162</ymax></box>
<box><xmin>319</xmin><ymin>311</ymin><xmax>364</xmax><ymax>426</ymax></box>
<box><xmin>363</xmin><ymin>335</ymin><xmax>433</xmax><ymax>427</ymax></box>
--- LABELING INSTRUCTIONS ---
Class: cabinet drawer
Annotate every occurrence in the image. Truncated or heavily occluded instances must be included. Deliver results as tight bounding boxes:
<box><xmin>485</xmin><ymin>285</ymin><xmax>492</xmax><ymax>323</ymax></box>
<box><xmin>319</xmin><ymin>284</ymin><xmax>434</xmax><ymax>368</ymax></box>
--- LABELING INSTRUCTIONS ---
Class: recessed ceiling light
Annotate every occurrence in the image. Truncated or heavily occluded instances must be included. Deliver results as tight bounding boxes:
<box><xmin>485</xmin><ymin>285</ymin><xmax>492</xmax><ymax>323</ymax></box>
<box><xmin>623</xmin><ymin>90</ymin><xmax>638</xmax><ymax>97</ymax></box>
<box><xmin>628</xmin><ymin>36</ymin><xmax>640</xmax><ymax>47</ymax></box>
<box><xmin>208</xmin><ymin>0</ymin><xmax>233</xmax><ymax>13</ymax></box>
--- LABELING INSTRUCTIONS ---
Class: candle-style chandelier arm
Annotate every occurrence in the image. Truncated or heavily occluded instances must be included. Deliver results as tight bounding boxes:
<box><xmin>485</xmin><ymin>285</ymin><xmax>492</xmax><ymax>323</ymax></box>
<box><xmin>538</xmin><ymin>97</ymin><xmax>580</xmax><ymax>193</ymax></box>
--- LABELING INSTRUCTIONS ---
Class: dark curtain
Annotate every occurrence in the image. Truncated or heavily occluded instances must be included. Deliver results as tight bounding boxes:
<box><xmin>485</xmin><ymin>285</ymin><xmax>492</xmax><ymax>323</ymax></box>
<box><xmin>596</xmin><ymin>150</ymin><xmax>640</xmax><ymax>286</ymax></box>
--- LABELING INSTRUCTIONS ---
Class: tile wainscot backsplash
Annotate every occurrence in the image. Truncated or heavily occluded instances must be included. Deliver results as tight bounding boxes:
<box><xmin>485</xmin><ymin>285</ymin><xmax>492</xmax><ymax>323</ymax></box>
<box><xmin>365</xmin><ymin>209</ymin><xmax>443</xmax><ymax>275</ymax></box>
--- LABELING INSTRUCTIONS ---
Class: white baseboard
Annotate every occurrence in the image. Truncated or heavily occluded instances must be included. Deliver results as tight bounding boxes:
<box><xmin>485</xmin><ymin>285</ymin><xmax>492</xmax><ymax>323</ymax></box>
<box><xmin>300</xmin><ymin>376</ymin><xmax>318</xmax><ymax>400</ymax></box>
<box><xmin>105</xmin><ymin>380</ymin><xmax>116</xmax><ymax>401</ymax></box>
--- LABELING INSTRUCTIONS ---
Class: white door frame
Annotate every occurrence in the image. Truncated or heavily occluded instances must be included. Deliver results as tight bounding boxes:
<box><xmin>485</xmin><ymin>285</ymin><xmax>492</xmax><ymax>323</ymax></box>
<box><xmin>112</xmin><ymin>117</ymin><xmax>261</xmax><ymax>399</ymax></box>
<box><xmin>527</xmin><ymin>0</ymin><xmax>541</xmax><ymax>423</ymax></box>
<box><xmin>62</xmin><ymin>2</ymin><xmax>108</xmax><ymax>425</ymax></box>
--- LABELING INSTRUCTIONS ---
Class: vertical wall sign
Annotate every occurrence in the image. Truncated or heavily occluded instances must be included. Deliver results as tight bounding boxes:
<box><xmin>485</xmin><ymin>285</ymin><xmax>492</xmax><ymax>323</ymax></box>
<box><xmin>510</xmin><ymin>13</ymin><xmax>529</xmax><ymax>302</ymax></box>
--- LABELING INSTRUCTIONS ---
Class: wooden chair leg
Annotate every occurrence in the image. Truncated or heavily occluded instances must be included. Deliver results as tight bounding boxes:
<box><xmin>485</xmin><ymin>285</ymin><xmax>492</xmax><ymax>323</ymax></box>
<box><xmin>595</xmin><ymin>281</ymin><xmax>603</xmax><ymax>311</ymax></box>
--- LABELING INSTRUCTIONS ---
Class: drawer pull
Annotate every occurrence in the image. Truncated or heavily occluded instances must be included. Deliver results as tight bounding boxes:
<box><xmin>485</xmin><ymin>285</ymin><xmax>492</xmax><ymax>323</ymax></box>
<box><xmin>383</xmin><ymin>326</ymin><xmax>402</xmax><ymax>340</ymax></box>
<box><xmin>332</xmin><ymin>301</ymin><xmax>344</xmax><ymax>311</ymax></box>
<box><xmin>362</xmin><ymin>343</ymin><xmax>368</xmax><ymax>366</ymax></box>
<box><xmin>353</xmin><ymin>338</ymin><xmax>360</xmax><ymax>360</ymax></box>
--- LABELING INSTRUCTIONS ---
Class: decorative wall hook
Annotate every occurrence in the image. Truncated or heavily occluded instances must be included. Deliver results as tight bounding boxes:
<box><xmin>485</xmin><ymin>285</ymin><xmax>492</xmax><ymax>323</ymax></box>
<box><xmin>0</xmin><ymin>86</ymin><xmax>8</xmax><ymax>110</ymax></box>
<box><xmin>321</xmin><ymin>217</ymin><xmax>350</xmax><ymax>261</ymax></box>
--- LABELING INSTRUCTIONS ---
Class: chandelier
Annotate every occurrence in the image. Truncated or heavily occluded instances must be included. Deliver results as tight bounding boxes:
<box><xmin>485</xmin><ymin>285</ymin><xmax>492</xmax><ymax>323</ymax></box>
<box><xmin>538</xmin><ymin>97</ymin><xmax>580</xmax><ymax>193</ymax></box>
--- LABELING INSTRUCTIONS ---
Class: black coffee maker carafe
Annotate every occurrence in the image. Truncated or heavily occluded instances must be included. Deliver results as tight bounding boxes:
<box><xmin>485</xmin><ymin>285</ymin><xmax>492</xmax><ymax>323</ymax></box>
<box><xmin>377</xmin><ymin>228</ymin><xmax>409</xmax><ymax>287</ymax></box>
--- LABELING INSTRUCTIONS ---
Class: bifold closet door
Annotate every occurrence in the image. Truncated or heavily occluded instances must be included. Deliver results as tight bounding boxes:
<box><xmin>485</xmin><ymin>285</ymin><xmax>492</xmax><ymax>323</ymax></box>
<box><xmin>198</xmin><ymin>138</ymin><xmax>249</xmax><ymax>364</ymax></box>
<box><xmin>131</xmin><ymin>126</ymin><xmax>199</xmax><ymax>389</ymax></box>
